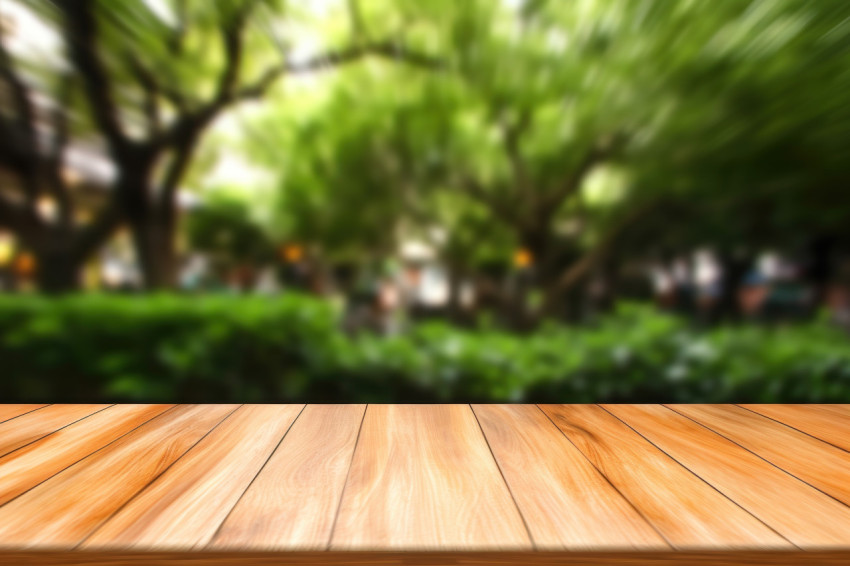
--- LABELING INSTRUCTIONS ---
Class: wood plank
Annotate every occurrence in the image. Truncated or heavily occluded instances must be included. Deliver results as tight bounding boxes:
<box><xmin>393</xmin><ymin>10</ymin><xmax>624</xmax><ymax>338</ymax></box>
<box><xmin>81</xmin><ymin>405</ymin><xmax>304</xmax><ymax>550</ymax></box>
<box><xmin>669</xmin><ymin>404</ymin><xmax>850</xmax><ymax>508</ymax></box>
<box><xmin>472</xmin><ymin>404</ymin><xmax>666</xmax><ymax>550</ymax></box>
<box><xmin>0</xmin><ymin>404</ymin><xmax>111</xmax><ymax>458</ymax></box>
<box><xmin>211</xmin><ymin>405</ymin><xmax>366</xmax><ymax>550</ymax></box>
<box><xmin>330</xmin><ymin>405</ymin><xmax>531</xmax><ymax>551</ymax></box>
<box><xmin>0</xmin><ymin>404</ymin><xmax>173</xmax><ymax>507</ymax></box>
<box><xmin>738</xmin><ymin>404</ymin><xmax>850</xmax><ymax>453</ymax></box>
<box><xmin>539</xmin><ymin>405</ymin><xmax>790</xmax><ymax>549</ymax></box>
<box><xmin>1</xmin><ymin>550</ymin><xmax>850</xmax><ymax>566</ymax></box>
<box><xmin>0</xmin><ymin>405</ymin><xmax>48</xmax><ymax>425</ymax></box>
<box><xmin>605</xmin><ymin>404</ymin><xmax>850</xmax><ymax>548</ymax></box>
<box><xmin>0</xmin><ymin>405</ymin><xmax>238</xmax><ymax>549</ymax></box>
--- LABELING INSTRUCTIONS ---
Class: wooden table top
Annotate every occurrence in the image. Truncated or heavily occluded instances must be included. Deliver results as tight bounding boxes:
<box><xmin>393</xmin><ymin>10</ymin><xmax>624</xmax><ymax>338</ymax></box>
<box><xmin>0</xmin><ymin>404</ymin><xmax>849</xmax><ymax>565</ymax></box>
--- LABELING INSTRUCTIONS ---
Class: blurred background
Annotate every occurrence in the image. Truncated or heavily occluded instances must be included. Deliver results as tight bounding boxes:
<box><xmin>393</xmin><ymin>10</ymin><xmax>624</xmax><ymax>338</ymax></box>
<box><xmin>1</xmin><ymin>0</ymin><xmax>849</xmax><ymax>402</ymax></box>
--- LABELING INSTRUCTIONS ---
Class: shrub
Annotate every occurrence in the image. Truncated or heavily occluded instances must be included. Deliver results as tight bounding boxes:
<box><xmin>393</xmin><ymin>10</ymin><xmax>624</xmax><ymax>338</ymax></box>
<box><xmin>1</xmin><ymin>294</ymin><xmax>849</xmax><ymax>402</ymax></box>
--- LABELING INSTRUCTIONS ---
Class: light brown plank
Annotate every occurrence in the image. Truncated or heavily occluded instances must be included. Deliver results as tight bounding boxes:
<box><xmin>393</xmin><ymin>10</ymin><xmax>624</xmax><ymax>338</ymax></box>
<box><xmin>82</xmin><ymin>405</ymin><xmax>304</xmax><ymax>550</ymax></box>
<box><xmin>0</xmin><ymin>404</ymin><xmax>173</xmax><ymax>507</ymax></box>
<box><xmin>738</xmin><ymin>404</ymin><xmax>850</xmax><ymax>453</ymax></box>
<box><xmin>540</xmin><ymin>405</ymin><xmax>789</xmax><ymax>549</ymax></box>
<box><xmin>211</xmin><ymin>405</ymin><xmax>366</xmax><ymax>550</ymax></box>
<box><xmin>330</xmin><ymin>405</ymin><xmax>531</xmax><ymax>551</ymax></box>
<box><xmin>0</xmin><ymin>404</ymin><xmax>110</xmax><ymax>458</ymax></box>
<box><xmin>472</xmin><ymin>405</ymin><xmax>667</xmax><ymax>550</ymax></box>
<box><xmin>669</xmin><ymin>404</ymin><xmax>850</xmax><ymax>508</ymax></box>
<box><xmin>605</xmin><ymin>404</ymin><xmax>850</xmax><ymax>548</ymax></box>
<box><xmin>2</xmin><ymin>550</ymin><xmax>850</xmax><ymax>566</ymax></box>
<box><xmin>0</xmin><ymin>405</ymin><xmax>238</xmax><ymax>549</ymax></box>
<box><xmin>0</xmin><ymin>405</ymin><xmax>48</xmax><ymax>425</ymax></box>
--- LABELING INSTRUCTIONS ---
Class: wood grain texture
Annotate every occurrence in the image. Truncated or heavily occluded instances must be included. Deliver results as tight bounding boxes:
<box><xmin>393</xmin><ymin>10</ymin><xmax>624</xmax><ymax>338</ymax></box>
<box><xmin>330</xmin><ymin>405</ymin><xmax>531</xmax><ymax>550</ymax></box>
<box><xmin>472</xmin><ymin>405</ymin><xmax>667</xmax><ymax>550</ymax></box>
<box><xmin>82</xmin><ymin>405</ymin><xmax>304</xmax><ymax>550</ymax></box>
<box><xmin>604</xmin><ymin>404</ymin><xmax>850</xmax><ymax>548</ymax></box>
<box><xmin>2</xmin><ymin>551</ymin><xmax>850</xmax><ymax>565</ymax></box>
<box><xmin>0</xmin><ymin>405</ymin><xmax>48</xmax><ymax>425</ymax></box>
<box><xmin>211</xmin><ymin>405</ymin><xmax>365</xmax><ymax>550</ymax></box>
<box><xmin>737</xmin><ymin>405</ymin><xmax>850</xmax><ymax>453</ymax></box>
<box><xmin>0</xmin><ymin>405</ymin><xmax>238</xmax><ymax>549</ymax></box>
<box><xmin>539</xmin><ymin>405</ymin><xmax>790</xmax><ymax>549</ymax></box>
<box><xmin>669</xmin><ymin>404</ymin><xmax>850</xmax><ymax>507</ymax></box>
<box><xmin>0</xmin><ymin>404</ymin><xmax>849</xmax><ymax>557</ymax></box>
<box><xmin>0</xmin><ymin>404</ymin><xmax>110</xmax><ymax>458</ymax></box>
<box><xmin>0</xmin><ymin>404</ymin><xmax>172</xmax><ymax>507</ymax></box>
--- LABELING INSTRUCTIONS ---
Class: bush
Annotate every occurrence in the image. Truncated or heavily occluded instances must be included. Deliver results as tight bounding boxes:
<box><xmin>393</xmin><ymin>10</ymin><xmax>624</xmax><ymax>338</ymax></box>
<box><xmin>1</xmin><ymin>294</ymin><xmax>849</xmax><ymax>402</ymax></box>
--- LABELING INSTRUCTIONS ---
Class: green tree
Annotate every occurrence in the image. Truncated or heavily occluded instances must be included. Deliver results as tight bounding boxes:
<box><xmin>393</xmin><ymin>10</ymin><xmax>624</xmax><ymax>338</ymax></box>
<box><xmin>0</xmin><ymin>0</ymin><xmax>438</xmax><ymax>291</ymax></box>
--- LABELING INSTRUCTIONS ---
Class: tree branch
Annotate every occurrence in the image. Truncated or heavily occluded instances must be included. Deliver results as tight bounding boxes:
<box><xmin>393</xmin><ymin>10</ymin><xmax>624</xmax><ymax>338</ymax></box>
<box><xmin>287</xmin><ymin>40</ymin><xmax>444</xmax><ymax>74</ymax></box>
<box><xmin>214</xmin><ymin>7</ymin><xmax>250</xmax><ymax>104</ymax></box>
<box><xmin>0</xmin><ymin>24</ymin><xmax>40</xmax><ymax>207</ymax></box>
<box><xmin>0</xmin><ymin>27</ymin><xmax>36</xmax><ymax>136</ymax></box>
<box><xmin>500</xmin><ymin>107</ymin><xmax>533</xmax><ymax>197</ymax></box>
<box><xmin>541</xmin><ymin>132</ymin><xmax>629</xmax><ymax>212</ymax></box>
<box><xmin>456</xmin><ymin>175</ymin><xmax>521</xmax><ymax>229</ymax></box>
<box><xmin>167</xmin><ymin>1</ymin><xmax>188</xmax><ymax>56</ymax></box>
<box><xmin>126</xmin><ymin>53</ymin><xmax>162</xmax><ymax>134</ymax></box>
<box><xmin>71</xmin><ymin>197</ymin><xmax>123</xmax><ymax>260</ymax></box>
<box><xmin>0</xmin><ymin>192</ymin><xmax>44</xmax><ymax>245</ymax></box>
<box><xmin>158</xmin><ymin>134</ymin><xmax>200</xmax><ymax>211</ymax></box>
<box><xmin>45</xmin><ymin>74</ymin><xmax>75</xmax><ymax>229</ymax></box>
<box><xmin>548</xmin><ymin>198</ymin><xmax>657</xmax><ymax>295</ymax></box>
<box><xmin>57</xmin><ymin>0</ymin><xmax>128</xmax><ymax>154</ymax></box>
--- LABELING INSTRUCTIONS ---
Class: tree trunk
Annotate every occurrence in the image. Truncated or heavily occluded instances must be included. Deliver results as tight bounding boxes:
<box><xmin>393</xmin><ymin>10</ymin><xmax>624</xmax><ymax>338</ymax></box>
<box><xmin>717</xmin><ymin>249</ymin><xmax>753</xmax><ymax>323</ymax></box>
<box><xmin>35</xmin><ymin>249</ymin><xmax>82</xmax><ymax>294</ymax></box>
<box><xmin>446</xmin><ymin>263</ymin><xmax>465</xmax><ymax>323</ymax></box>
<box><xmin>130</xmin><ymin>217</ymin><xmax>178</xmax><ymax>290</ymax></box>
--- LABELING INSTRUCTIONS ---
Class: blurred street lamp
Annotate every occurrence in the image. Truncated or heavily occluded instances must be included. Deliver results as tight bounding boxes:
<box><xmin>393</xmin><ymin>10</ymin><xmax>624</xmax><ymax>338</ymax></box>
<box><xmin>14</xmin><ymin>252</ymin><xmax>36</xmax><ymax>278</ymax></box>
<box><xmin>0</xmin><ymin>233</ymin><xmax>14</xmax><ymax>266</ymax></box>
<box><xmin>281</xmin><ymin>243</ymin><xmax>303</xmax><ymax>263</ymax></box>
<box><xmin>514</xmin><ymin>248</ymin><xmax>533</xmax><ymax>269</ymax></box>
<box><xmin>37</xmin><ymin>196</ymin><xmax>58</xmax><ymax>222</ymax></box>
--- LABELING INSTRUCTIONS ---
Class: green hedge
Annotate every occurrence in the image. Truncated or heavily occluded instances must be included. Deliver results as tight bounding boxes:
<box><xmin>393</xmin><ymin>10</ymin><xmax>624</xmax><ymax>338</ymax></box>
<box><xmin>1</xmin><ymin>294</ymin><xmax>849</xmax><ymax>402</ymax></box>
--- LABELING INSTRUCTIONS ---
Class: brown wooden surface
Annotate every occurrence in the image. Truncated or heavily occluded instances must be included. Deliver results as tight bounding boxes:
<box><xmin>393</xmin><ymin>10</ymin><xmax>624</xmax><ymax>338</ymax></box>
<box><xmin>0</xmin><ymin>404</ymin><xmax>171</xmax><ymax>507</ymax></box>
<box><xmin>738</xmin><ymin>404</ymin><xmax>850</xmax><ymax>452</ymax></box>
<box><xmin>471</xmin><ymin>404</ymin><xmax>666</xmax><ymax>550</ymax></box>
<box><xmin>669</xmin><ymin>404</ymin><xmax>850</xmax><ymax>507</ymax></box>
<box><xmin>539</xmin><ymin>404</ymin><xmax>790</xmax><ymax>549</ymax></box>
<box><xmin>0</xmin><ymin>404</ymin><xmax>111</xmax><ymax>458</ymax></box>
<box><xmin>604</xmin><ymin>404</ymin><xmax>850</xmax><ymax>548</ymax></box>
<box><xmin>0</xmin><ymin>403</ymin><xmax>848</xmax><ymax>561</ymax></box>
<box><xmin>211</xmin><ymin>404</ymin><xmax>366</xmax><ymax>550</ymax></box>
<box><xmin>2</xmin><ymin>550</ymin><xmax>850</xmax><ymax>565</ymax></box>
<box><xmin>0</xmin><ymin>405</ymin><xmax>48</xmax><ymax>426</ymax></box>
<box><xmin>330</xmin><ymin>405</ymin><xmax>530</xmax><ymax>550</ymax></box>
<box><xmin>0</xmin><ymin>405</ymin><xmax>238</xmax><ymax>548</ymax></box>
<box><xmin>82</xmin><ymin>405</ymin><xmax>304</xmax><ymax>550</ymax></box>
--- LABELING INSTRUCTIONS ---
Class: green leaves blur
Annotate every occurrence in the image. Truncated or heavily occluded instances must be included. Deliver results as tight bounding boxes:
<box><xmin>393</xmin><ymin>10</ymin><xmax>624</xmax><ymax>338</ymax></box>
<box><xmin>1</xmin><ymin>295</ymin><xmax>849</xmax><ymax>403</ymax></box>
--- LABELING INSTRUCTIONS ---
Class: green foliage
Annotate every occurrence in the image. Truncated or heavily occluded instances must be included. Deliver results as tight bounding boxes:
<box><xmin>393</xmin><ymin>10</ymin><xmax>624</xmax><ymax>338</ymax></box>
<box><xmin>185</xmin><ymin>193</ymin><xmax>274</xmax><ymax>264</ymax></box>
<box><xmin>2</xmin><ymin>295</ymin><xmax>849</xmax><ymax>403</ymax></box>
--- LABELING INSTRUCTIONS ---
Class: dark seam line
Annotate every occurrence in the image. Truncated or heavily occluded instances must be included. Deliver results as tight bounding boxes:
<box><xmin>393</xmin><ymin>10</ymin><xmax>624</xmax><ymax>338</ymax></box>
<box><xmin>0</xmin><ymin>404</ymin><xmax>52</xmax><ymax>426</ymax></box>
<box><xmin>470</xmin><ymin>404</ymin><xmax>536</xmax><ymax>550</ymax></box>
<box><xmin>664</xmin><ymin>404</ymin><xmax>850</xmax><ymax>518</ymax></box>
<box><xmin>537</xmin><ymin>404</ymin><xmax>673</xmax><ymax>550</ymax></box>
<box><xmin>601</xmin><ymin>405</ymin><xmax>797</xmax><ymax>550</ymax></box>
<box><xmin>0</xmin><ymin>404</ymin><xmax>116</xmax><ymax>460</ymax></box>
<box><xmin>74</xmin><ymin>404</ymin><xmax>243</xmax><ymax>549</ymax></box>
<box><xmin>0</xmin><ymin>403</ymin><xmax>167</xmax><ymax>511</ymax></box>
<box><xmin>734</xmin><ymin>404</ymin><xmax>850</xmax><ymax>456</ymax></box>
<box><xmin>326</xmin><ymin>403</ymin><xmax>368</xmax><ymax>551</ymax></box>
<box><xmin>208</xmin><ymin>403</ymin><xmax>308</xmax><ymax>546</ymax></box>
